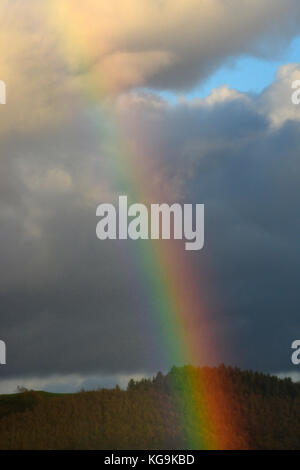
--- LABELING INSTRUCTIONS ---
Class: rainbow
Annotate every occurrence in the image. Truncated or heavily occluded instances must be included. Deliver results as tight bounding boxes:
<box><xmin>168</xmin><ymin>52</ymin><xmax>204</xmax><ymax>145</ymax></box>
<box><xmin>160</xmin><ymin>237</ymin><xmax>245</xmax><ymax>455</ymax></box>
<box><xmin>44</xmin><ymin>1</ymin><xmax>246</xmax><ymax>449</ymax></box>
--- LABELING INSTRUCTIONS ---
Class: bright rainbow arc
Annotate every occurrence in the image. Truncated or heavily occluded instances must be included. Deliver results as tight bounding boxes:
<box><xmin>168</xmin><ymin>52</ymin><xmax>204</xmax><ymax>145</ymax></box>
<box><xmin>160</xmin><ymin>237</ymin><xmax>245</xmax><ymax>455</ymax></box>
<box><xmin>44</xmin><ymin>2</ymin><xmax>246</xmax><ymax>449</ymax></box>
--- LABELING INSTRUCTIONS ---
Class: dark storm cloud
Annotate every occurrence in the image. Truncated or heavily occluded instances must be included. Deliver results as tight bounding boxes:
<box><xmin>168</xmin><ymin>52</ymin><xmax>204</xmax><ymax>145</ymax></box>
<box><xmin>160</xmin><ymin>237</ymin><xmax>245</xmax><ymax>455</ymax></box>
<box><xmin>115</xmin><ymin>73</ymin><xmax>300</xmax><ymax>373</ymax></box>
<box><xmin>0</xmin><ymin>117</ymin><xmax>165</xmax><ymax>379</ymax></box>
<box><xmin>0</xmin><ymin>66</ymin><xmax>300</xmax><ymax>387</ymax></box>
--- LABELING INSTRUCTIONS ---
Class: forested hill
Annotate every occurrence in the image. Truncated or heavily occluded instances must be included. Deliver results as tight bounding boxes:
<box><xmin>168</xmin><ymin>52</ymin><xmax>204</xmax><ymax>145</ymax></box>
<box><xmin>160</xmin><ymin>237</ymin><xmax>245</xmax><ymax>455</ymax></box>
<box><xmin>0</xmin><ymin>365</ymin><xmax>299</xmax><ymax>450</ymax></box>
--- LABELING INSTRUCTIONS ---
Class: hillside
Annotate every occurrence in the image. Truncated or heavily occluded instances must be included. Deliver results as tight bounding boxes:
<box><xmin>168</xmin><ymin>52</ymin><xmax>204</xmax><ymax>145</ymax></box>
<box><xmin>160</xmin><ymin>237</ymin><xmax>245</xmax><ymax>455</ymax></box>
<box><xmin>0</xmin><ymin>365</ymin><xmax>299</xmax><ymax>450</ymax></box>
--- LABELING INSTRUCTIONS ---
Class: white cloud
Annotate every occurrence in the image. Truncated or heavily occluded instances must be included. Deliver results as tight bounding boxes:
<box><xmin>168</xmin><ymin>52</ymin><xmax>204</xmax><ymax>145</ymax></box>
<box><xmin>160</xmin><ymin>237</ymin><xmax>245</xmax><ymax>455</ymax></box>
<box><xmin>0</xmin><ymin>371</ymin><xmax>153</xmax><ymax>394</ymax></box>
<box><xmin>259</xmin><ymin>63</ymin><xmax>300</xmax><ymax>126</ymax></box>
<box><xmin>276</xmin><ymin>371</ymin><xmax>300</xmax><ymax>382</ymax></box>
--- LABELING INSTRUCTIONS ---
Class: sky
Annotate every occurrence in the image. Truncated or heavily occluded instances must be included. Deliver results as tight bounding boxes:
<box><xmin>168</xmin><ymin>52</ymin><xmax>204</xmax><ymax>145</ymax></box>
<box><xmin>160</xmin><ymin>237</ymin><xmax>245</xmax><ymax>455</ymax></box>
<box><xmin>0</xmin><ymin>0</ymin><xmax>300</xmax><ymax>393</ymax></box>
<box><xmin>157</xmin><ymin>35</ymin><xmax>300</xmax><ymax>101</ymax></box>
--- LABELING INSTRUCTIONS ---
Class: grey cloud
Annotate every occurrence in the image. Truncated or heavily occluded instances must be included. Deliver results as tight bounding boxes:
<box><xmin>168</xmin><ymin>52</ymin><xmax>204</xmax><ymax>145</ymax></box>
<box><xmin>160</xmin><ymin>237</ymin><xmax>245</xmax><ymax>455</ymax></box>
<box><xmin>0</xmin><ymin>66</ymin><xmax>300</xmax><ymax>387</ymax></box>
<box><xmin>67</xmin><ymin>0</ymin><xmax>300</xmax><ymax>92</ymax></box>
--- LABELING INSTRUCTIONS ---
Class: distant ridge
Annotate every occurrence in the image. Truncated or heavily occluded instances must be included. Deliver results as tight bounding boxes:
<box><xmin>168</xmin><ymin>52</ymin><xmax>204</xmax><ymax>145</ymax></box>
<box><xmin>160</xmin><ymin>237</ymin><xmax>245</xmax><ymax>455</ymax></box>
<box><xmin>0</xmin><ymin>365</ymin><xmax>299</xmax><ymax>450</ymax></box>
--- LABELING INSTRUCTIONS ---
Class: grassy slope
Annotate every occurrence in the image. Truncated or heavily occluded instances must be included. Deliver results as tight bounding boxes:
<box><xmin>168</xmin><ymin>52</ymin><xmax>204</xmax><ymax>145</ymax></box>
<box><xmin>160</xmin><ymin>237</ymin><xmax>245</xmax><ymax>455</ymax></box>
<box><xmin>0</xmin><ymin>391</ymin><xmax>69</xmax><ymax>419</ymax></box>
